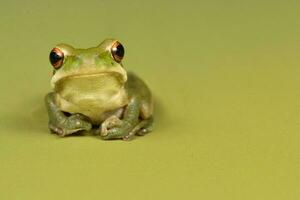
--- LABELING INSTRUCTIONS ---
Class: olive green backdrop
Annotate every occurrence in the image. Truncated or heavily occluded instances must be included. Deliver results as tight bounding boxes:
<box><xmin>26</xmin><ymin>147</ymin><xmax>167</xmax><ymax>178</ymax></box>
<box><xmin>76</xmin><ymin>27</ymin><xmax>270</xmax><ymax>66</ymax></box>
<box><xmin>1</xmin><ymin>0</ymin><xmax>300</xmax><ymax>199</ymax></box>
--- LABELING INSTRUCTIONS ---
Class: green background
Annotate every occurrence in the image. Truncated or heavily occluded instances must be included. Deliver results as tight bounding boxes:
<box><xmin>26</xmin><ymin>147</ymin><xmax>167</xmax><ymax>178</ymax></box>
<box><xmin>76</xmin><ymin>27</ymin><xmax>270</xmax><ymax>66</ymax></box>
<box><xmin>1</xmin><ymin>0</ymin><xmax>300</xmax><ymax>199</ymax></box>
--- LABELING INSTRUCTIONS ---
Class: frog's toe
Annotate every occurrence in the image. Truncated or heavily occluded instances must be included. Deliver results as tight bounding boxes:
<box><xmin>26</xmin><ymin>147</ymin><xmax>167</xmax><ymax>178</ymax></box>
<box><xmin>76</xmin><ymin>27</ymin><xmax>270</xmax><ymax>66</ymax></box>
<box><xmin>49</xmin><ymin>124</ymin><xmax>64</xmax><ymax>135</ymax></box>
<box><xmin>48</xmin><ymin>124</ymin><xmax>71</xmax><ymax>137</ymax></box>
<box><xmin>136</xmin><ymin>128</ymin><xmax>149</xmax><ymax>136</ymax></box>
<box><xmin>122</xmin><ymin>133</ymin><xmax>134</xmax><ymax>141</ymax></box>
<box><xmin>100</xmin><ymin>127</ymin><xmax>127</xmax><ymax>140</ymax></box>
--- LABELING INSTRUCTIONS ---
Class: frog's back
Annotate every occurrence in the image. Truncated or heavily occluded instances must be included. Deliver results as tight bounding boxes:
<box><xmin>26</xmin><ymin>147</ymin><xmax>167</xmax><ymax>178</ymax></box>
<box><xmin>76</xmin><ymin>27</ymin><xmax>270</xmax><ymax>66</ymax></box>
<box><xmin>126</xmin><ymin>72</ymin><xmax>153</xmax><ymax>119</ymax></box>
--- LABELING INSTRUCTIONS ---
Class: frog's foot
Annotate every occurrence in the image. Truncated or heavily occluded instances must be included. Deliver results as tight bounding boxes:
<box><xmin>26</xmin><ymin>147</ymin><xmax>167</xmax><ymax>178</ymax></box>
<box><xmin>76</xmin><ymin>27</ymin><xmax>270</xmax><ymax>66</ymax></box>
<box><xmin>100</xmin><ymin>116</ymin><xmax>123</xmax><ymax>136</ymax></box>
<box><xmin>100</xmin><ymin>117</ymin><xmax>153</xmax><ymax>141</ymax></box>
<box><xmin>49</xmin><ymin>113</ymin><xmax>92</xmax><ymax>137</ymax></box>
<box><xmin>99</xmin><ymin>116</ymin><xmax>124</xmax><ymax>138</ymax></box>
<box><xmin>123</xmin><ymin>117</ymin><xmax>154</xmax><ymax>141</ymax></box>
<box><xmin>100</xmin><ymin>126</ymin><xmax>129</xmax><ymax>140</ymax></box>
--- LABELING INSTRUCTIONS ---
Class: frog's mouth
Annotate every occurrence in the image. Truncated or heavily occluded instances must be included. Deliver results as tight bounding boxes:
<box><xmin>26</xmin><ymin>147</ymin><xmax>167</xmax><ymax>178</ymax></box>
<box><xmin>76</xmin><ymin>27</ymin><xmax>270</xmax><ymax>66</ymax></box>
<box><xmin>55</xmin><ymin>72</ymin><xmax>125</xmax><ymax>86</ymax></box>
<box><xmin>52</xmin><ymin>70</ymin><xmax>127</xmax><ymax>88</ymax></box>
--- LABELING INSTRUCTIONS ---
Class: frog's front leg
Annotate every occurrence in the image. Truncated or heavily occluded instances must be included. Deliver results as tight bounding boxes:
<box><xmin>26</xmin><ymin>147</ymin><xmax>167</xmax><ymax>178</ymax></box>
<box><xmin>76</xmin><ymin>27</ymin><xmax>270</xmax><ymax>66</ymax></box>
<box><xmin>45</xmin><ymin>92</ymin><xmax>92</xmax><ymax>137</ymax></box>
<box><xmin>100</xmin><ymin>115</ymin><xmax>123</xmax><ymax>136</ymax></box>
<box><xmin>100</xmin><ymin>98</ymin><xmax>141</xmax><ymax>140</ymax></box>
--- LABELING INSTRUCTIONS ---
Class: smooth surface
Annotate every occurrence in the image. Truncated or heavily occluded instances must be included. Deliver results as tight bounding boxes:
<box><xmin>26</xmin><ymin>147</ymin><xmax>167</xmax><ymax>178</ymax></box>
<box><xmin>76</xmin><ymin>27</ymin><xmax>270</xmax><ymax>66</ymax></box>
<box><xmin>1</xmin><ymin>0</ymin><xmax>300</xmax><ymax>199</ymax></box>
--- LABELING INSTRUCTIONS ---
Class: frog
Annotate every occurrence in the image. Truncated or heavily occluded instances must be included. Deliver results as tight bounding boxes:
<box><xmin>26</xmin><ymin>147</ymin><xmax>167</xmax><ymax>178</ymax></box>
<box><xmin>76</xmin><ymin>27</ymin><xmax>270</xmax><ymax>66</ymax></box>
<box><xmin>45</xmin><ymin>39</ymin><xmax>153</xmax><ymax>140</ymax></box>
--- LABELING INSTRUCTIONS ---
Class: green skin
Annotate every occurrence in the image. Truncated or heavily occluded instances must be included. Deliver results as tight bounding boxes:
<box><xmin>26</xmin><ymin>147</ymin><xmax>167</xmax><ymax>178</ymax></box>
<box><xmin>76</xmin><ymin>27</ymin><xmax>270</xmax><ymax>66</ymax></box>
<box><xmin>45</xmin><ymin>39</ymin><xmax>153</xmax><ymax>140</ymax></box>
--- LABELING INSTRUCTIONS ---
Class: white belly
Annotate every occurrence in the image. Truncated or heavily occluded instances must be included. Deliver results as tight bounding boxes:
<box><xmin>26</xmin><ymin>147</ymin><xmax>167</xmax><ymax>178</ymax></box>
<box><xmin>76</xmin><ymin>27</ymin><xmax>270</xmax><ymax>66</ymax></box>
<box><xmin>56</xmin><ymin>88</ymin><xmax>128</xmax><ymax>124</ymax></box>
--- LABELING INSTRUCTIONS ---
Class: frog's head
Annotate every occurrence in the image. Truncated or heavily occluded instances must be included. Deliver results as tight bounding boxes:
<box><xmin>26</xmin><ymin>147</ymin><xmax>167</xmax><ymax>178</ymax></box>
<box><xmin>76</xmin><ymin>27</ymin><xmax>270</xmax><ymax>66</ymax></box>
<box><xmin>49</xmin><ymin>39</ymin><xmax>127</xmax><ymax>96</ymax></box>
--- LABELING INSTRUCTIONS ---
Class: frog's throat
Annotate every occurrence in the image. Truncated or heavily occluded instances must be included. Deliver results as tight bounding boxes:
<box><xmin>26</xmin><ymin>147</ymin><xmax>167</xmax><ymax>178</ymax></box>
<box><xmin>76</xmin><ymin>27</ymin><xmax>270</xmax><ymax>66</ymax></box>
<box><xmin>51</xmin><ymin>72</ymin><xmax>129</xmax><ymax>123</ymax></box>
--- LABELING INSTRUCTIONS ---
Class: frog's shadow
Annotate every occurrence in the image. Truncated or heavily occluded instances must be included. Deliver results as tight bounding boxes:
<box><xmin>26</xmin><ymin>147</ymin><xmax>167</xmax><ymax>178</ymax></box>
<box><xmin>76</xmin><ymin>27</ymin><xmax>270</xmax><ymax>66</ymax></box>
<box><xmin>5</xmin><ymin>94</ymin><xmax>50</xmax><ymax>134</ymax></box>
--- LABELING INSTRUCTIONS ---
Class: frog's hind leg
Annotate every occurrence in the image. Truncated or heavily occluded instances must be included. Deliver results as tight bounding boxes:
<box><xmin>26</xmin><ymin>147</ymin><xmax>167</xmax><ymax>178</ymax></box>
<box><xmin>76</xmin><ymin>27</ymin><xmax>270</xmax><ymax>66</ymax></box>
<box><xmin>123</xmin><ymin>116</ymin><xmax>153</xmax><ymax>140</ymax></box>
<box><xmin>100</xmin><ymin>97</ymin><xmax>154</xmax><ymax>140</ymax></box>
<box><xmin>136</xmin><ymin>116</ymin><xmax>154</xmax><ymax>136</ymax></box>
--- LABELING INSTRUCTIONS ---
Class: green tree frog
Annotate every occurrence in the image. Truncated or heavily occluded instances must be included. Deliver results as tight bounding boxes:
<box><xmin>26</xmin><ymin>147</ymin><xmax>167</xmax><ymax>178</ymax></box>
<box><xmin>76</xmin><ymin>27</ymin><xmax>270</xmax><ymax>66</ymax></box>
<box><xmin>45</xmin><ymin>39</ymin><xmax>153</xmax><ymax>140</ymax></box>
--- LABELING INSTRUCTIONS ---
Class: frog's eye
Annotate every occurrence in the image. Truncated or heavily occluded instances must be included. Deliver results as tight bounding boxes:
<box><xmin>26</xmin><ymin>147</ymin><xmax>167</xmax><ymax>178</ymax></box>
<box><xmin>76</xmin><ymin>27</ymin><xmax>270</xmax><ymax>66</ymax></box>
<box><xmin>49</xmin><ymin>47</ymin><xmax>64</xmax><ymax>69</ymax></box>
<box><xmin>111</xmin><ymin>41</ymin><xmax>124</xmax><ymax>63</ymax></box>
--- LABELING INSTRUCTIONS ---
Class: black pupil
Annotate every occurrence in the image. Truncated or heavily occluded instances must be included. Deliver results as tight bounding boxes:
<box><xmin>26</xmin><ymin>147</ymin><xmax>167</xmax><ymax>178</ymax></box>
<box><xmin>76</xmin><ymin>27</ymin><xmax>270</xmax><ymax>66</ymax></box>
<box><xmin>113</xmin><ymin>44</ymin><xmax>124</xmax><ymax>58</ymax></box>
<box><xmin>50</xmin><ymin>51</ymin><xmax>62</xmax><ymax>65</ymax></box>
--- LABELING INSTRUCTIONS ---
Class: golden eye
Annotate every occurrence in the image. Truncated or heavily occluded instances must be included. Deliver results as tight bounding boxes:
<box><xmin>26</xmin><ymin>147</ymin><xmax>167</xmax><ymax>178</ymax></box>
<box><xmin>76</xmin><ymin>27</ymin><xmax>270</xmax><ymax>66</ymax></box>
<box><xmin>49</xmin><ymin>47</ymin><xmax>64</xmax><ymax>69</ymax></box>
<box><xmin>111</xmin><ymin>41</ymin><xmax>124</xmax><ymax>63</ymax></box>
